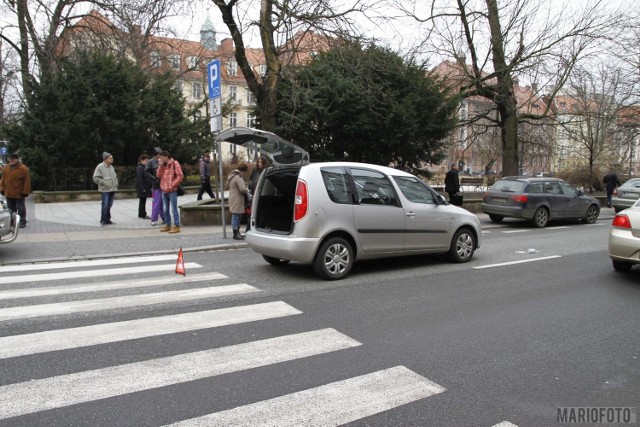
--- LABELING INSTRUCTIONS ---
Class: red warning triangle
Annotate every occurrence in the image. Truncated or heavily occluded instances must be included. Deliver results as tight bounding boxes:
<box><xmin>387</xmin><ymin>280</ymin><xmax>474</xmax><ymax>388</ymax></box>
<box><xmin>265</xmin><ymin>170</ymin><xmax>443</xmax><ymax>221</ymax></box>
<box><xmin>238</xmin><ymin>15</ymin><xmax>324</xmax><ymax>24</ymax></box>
<box><xmin>176</xmin><ymin>246</ymin><xmax>186</xmax><ymax>276</ymax></box>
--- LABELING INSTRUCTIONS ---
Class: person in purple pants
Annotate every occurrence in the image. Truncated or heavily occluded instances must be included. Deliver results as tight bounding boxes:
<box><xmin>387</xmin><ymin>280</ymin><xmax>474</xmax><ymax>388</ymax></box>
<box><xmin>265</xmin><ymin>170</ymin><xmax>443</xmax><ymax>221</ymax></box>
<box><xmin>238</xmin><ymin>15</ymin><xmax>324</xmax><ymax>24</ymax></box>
<box><xmin>145</xmin><ymin>147</ymin><xmax>166</xmax><ymax>226</ymax></box>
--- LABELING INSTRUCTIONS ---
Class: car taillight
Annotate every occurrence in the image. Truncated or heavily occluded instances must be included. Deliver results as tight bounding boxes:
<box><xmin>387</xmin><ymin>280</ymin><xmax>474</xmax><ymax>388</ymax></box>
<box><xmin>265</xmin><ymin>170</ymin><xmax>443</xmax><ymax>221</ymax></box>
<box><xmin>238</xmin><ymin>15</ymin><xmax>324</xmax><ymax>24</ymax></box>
<box><xmin>294</xmin><ymin>179</ymin><xmax>308</xmax><ymax>222</ymax></box>
<box><xmin>512</xmin><ymin>194</ymin><xmax>528</xmax><ymax>203</ymax></box>
<box><xmin>612</xmin><ymin>214</ymin><xmax>631</xmax><ymax>229</ymax></box>
<box><xmin>613</xmin><ymin>189</ymin><xmax>618</xmax><ymax>196</ymax></box>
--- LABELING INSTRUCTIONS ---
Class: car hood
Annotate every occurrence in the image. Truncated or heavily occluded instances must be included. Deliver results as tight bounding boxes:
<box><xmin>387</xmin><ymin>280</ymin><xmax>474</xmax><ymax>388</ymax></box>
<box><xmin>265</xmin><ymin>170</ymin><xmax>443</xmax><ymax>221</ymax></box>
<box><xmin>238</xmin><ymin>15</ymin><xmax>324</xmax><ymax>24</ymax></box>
<box><xmin>216</xmin><ymin>127</ymin><xmax>310</xmax><ymax>168</ymax></box>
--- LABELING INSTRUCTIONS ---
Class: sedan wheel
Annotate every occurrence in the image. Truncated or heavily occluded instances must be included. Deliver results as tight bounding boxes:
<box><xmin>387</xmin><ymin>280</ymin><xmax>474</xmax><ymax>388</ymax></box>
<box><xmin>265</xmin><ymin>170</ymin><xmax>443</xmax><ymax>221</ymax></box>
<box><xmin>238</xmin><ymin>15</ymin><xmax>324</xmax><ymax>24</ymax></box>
<box><xmin>313</xmin><ymin>237</ymin><xmax>354</xmax><ymax>280</ymax></box>
<box><xmin>532</xmin><ymin>207</ymin><xmax>549</xmax><ymax>228</ymax></box>
<box><xmin>612</xmin><ymin>260</ymin><xmax>633</xmax><ymax>272</ymax></box>
<box><xmin>582</xmin><ymin>205</ymin><xmax>599</xmax><ymax>224</ymax></box>
<box><xmin>262</xmin><ymin>255</ymin><xmax>290</xmax><ymax>266</ymax></box>
<box><xmin>448</xmin><ymin>228</ymin><xmax>475</xmax><ymax>263</ymax></box>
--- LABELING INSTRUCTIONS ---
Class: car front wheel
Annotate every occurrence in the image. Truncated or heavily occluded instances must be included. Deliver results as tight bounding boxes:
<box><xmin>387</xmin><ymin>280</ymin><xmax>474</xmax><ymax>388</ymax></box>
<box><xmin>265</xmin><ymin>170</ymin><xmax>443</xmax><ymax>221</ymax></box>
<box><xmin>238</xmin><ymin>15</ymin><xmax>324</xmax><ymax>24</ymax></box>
<box><xmin>532</xmin><ymin>207</ymin><xmax>549</xmax><ymax>228</ymax></box>
<box><xmin>313</xmin><ymin>237</ymin><xmax>354</xmax><ymax>280</ymax></box>
<box><xmin>262</xmin><ymin>255</ymin><xmax>290</xmax><ymax>265</ymax></box>
<box><xmin>582</xmin><ymin>205</ymin><xmax>599</xmax><ymax>224</ymax></box>
<box><xmin>448</xmin><ymin>228</ymin><xmax>475</xmax><ymax>263</ymax></box>
<box><xmin>612</xmin><ymin>260</ymin><xmax>633</xmax><ymax>272</ymax></box>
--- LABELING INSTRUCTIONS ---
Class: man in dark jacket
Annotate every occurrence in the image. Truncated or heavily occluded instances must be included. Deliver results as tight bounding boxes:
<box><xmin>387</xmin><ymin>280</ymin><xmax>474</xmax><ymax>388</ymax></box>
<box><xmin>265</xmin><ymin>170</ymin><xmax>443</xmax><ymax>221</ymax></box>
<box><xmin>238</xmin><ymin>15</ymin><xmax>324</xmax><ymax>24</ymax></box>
<box><xmin>197</xmin><ymin>153</ymin><xmax>215</xmax><ymax>201</ymax></box>
<box><xmin>603</xmin><ymin>170</ymin><xmax>621</xmax><ymax>208</ymax></box>
<box><xmin>135</xmin><ymin>154</ymin><xmax>151</xmax><ymax>219</ymax></box>
<box><xmin>445</xmin><ymin>163</ymin><xmax>460</xmax><ymax>201</ymax></box>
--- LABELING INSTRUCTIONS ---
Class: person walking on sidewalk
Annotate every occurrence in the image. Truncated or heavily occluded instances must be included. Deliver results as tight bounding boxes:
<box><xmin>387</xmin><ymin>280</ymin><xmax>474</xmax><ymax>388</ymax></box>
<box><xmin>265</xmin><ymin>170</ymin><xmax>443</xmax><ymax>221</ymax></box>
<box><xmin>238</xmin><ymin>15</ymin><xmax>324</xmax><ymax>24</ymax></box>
<box><xmin>603</xmin><ymin>169</ymin><xmax>621</xmax><ymax>208</ymax></box>
<box><xmin>145</xmin><ymin>147</ymin><xmax>165</xmax><ymax>226</ymax></box>
<box><xmin>135</xmin><ymin>154</ymin><xmax>151</xmax><ymax>219</ymax></box>
<box><xmin>197</xmin><ymin>152</ymin><xmax>215</xmax><ymax>201</ymax></box>
<box><xmin>445</xmin><ymin>163</ymin><xmax>460</xmax><ymax>201</ymax></box>
<box><xmin>93</xmin><ymin>152</ymin><xmax>118</xmax><ymax>226</ymax></box>
<box><xmin>0</xmin><ymin>153</ymin><xmax>31</xmax><ymax>228</ymax></box>
<box><xmin>227</xmin><ymin>163</ymin><xmax>248</xmax><ymax>240</ymax></box>
<box><xmin>157</xmin><ymin>150</ymin><xmax>183</xmax><ymax>234</ymax></box>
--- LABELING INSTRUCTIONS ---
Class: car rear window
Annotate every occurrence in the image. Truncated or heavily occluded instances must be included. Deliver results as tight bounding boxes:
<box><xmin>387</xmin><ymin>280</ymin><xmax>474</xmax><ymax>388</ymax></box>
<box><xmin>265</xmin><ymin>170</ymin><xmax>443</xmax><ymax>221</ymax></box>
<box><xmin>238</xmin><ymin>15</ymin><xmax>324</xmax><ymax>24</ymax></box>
<box><xmin>489</xmin><ymin>180</ymin><xmax>527</xmax><ymax>193</ymax></box>
<box><xmin>321</xmin><ymin>167</ymin><xmax>351</xmax><ymax>204</ymax></box>
<box><xmin>622</xmin><ymin>178</ymin><xmax>640</xmax><ymax>187</ymax></box>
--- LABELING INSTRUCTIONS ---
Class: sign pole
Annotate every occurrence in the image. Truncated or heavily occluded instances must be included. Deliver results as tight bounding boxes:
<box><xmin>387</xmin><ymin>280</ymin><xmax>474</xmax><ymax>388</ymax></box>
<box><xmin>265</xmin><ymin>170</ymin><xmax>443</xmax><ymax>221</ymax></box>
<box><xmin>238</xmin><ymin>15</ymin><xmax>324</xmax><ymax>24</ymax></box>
<box><xmin>207</xmin><ymin>59</ymin><xmax>227</xmax><ymax>238</ymax></box>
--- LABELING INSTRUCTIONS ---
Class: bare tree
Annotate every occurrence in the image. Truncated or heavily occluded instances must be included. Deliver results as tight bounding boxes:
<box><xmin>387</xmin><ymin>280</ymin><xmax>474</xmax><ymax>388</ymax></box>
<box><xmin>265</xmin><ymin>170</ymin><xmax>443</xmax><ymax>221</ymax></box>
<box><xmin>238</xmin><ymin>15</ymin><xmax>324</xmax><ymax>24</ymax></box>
<box><xmin>398</xmin><ymin>0</ymin><xmax>622</xmax><ymax>175</ymax></box>
<box><xmin>210</xmin><ymin>0</ymin><xmax>381</xmax><ymax>132</ymax></box>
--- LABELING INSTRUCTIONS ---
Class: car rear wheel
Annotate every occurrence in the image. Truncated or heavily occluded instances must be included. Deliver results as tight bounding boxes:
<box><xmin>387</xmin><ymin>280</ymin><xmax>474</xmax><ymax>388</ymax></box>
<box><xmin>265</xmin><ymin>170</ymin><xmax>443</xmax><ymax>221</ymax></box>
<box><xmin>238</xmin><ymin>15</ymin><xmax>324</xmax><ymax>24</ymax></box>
<box><xmin>448</xmin><ymin>228</ymin><xmax>475</xmax><ymax>263</ymax></box>
<box><xmin>532</xmin><ymin>207</ymin><xmax>549</xmax><ymax>228</ymax></box>
<box><xmin>612</xmin><ymin>260</ymin><xmax>633</xmax><ymax>272</ymax></box>
<box><xmin>262</xmin><ymin>255</ymin><xmax>290</xmax><ymax>266</ymax></box>
<box><xmin>582</xmin><ymin>205</ymin><xmax>599</xmax><ymax>224</ymax></box>
<box><xmin>488</xmin><ymin>214</ymin><xmax>504</xmax><ymax>223</ymax></box>
<box><xmin>313</xmin><ymin>237</ymin><xmax>353</xmax><ymax>280</ymax></box>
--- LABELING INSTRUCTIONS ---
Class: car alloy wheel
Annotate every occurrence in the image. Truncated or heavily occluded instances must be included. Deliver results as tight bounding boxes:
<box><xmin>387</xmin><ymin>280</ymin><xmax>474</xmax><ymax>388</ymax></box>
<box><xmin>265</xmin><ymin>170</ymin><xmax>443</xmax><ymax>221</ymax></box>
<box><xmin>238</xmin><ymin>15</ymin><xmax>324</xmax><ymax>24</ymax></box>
<box><xmin>449</xmin><ymin>228</ymin><xmax>475</xmax><ymax>263</ymax></box>
<box><xmin>532</xmin><ymin>207</ymin><xmax>549</xmax><ymax>228</ymax></box>
<box><xmin>313</xmin><ymin>236</ymin><xmax>353</xmax><ymax>280</ymax></box>
<box><xmin>582</xmin><ymin>205</ymin><xmax>599</xmax><ymax>224</ymax></box>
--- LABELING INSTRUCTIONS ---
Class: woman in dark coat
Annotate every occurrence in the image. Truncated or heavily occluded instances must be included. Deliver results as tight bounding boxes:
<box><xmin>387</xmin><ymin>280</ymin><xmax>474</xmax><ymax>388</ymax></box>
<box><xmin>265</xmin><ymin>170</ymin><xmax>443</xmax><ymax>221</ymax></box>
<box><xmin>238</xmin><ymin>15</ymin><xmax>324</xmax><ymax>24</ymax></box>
<box><xmin>135</xmin><ymin>154</ymin><xmax>152</xmax><ymax>219</ymax></box>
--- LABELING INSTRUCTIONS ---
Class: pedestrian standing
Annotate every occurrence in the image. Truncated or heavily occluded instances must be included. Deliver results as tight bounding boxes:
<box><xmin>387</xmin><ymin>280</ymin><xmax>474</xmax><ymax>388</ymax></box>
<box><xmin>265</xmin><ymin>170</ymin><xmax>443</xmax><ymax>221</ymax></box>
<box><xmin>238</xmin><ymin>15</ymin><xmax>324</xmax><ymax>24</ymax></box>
<box><xmin>445</xmin><ymin>163</ymin><xmax>460</xmax><ymax>200</ymax></box>
<box><xmin>93</xmin><ymin>152</ymin><xmax>118</xmax><ymax>225</ymax></box>
<box><xmin>197</xmin><ymin>152</ymin><xmax>215</xmax><ymax>200</ymax></box>
<box><xmin>156</xmin><ymin>150</ymin><xmax>183</xmax><ymax>234</ymax></box>
<box><xmin>145</xmin><ymin>147</ymin><xmax>166</xmax><ymax>226</ymax></box>
<box><xmin>0</xmin><ymin>153</ymin><xmax>31</xmax><ymax>228</ymax></box>
<box><xmin>136</xmin><ymin>154</ymin><xmax>151</xmax><ymax>219</ymax></box>
<box><xmin>603</xmin><ymin>170</ymin><xmax>621</xmax><ymax>208</ymax></box>
<box><xmin>227</xmin><ymin>163</ymin><xmax>248</xmax><ymax>240</ymax></box>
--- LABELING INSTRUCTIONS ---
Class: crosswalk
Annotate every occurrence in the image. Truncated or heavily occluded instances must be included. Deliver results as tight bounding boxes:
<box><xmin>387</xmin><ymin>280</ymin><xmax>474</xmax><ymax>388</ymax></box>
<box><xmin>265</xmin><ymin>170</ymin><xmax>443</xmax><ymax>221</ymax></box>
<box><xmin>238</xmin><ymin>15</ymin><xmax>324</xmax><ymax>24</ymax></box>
<box><xmin>0</xmin><ymin>254</ymin><xmax>516</xmax><ymax>426</ymax></box>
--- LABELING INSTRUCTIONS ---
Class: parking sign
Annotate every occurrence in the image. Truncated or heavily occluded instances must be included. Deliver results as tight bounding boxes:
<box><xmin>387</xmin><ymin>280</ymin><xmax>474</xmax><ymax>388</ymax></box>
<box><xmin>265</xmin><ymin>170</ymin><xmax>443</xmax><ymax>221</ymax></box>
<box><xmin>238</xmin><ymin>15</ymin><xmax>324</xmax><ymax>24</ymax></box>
<box><xmin>207</xmin><ymin>59</ymin><xmax>221</xmax><ymax>99</ymax></box>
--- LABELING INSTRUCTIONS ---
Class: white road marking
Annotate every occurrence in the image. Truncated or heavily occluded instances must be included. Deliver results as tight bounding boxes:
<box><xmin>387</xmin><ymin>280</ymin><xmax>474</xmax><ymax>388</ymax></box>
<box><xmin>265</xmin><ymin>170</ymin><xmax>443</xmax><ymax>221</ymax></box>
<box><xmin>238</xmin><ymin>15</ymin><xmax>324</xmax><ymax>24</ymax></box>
<box><xmin>546</xmin><ymin>226</ymin><xmax>569</xmax><ymax>230</ymax></box>
<box><xmin>0</xmin><ymin>263</ymin><xmax>202</xmax><ymax>285</ymax></box>
<box><xmin>0</xmin><ymin>329</ymin><xmax>361</xmax><ymax>420</ymax></box>
<box><xmin>473</xmin><ymin>255</ymin><xmax>562</xmax><ymax>269</ymax></box>
<box><xmin>492</xmin><ymin>422</ymin><xmax>518</xmax><ymax>427</ymax></box>
<box><xmin>166</xmin><ymin>366</ymin><xmax>445</xmax><ymax>427</ymax></box>
<box><xmin>501</xmin><ymin>229</ymin><xmax>529</xmax><ymax>233</ymax></box>
<box><xmin>0</xmin><ymin>272</ymin><xmax>227</xmax><ymax>300</ymax></box>
<box><xmin>0</xmin><ymin>254</ymin><xmax>184</xmax><ymax>274</ymax></box>
<box><xmin>0</xmin><ymin>301</ymin><xmax>301</xmax><ymax>359</ymax></box>
<box><xmin>0</xmin><ymin>284</ymin><xmax>259</xmax><ymax>321</ymax></box>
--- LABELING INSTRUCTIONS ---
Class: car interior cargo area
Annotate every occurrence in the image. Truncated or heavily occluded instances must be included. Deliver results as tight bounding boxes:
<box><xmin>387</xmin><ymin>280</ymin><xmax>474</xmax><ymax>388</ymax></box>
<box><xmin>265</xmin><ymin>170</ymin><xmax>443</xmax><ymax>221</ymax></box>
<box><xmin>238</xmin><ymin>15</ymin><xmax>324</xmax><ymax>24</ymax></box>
<box><xmin>255</xmin><ymin>171</ymin><xmax>297</xmax><ymax>233</ymax></box>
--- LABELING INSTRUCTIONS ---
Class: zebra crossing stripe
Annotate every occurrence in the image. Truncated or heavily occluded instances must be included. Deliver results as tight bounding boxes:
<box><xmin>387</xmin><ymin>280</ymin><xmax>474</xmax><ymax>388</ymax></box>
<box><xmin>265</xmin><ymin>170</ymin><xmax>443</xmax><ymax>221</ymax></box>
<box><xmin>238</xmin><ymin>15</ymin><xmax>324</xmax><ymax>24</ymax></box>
<box><xmin>0</xmin><ymin>301</ymin><xmax>301</xmax><ymax>359</ymax></box>
<box><xmin>0</xmin><ymin>284</ymin><xmax>259</xmax><ymax>321</ymax></box>
<box><xmin>0</xmin><ymin>328</ymin><xmax>361</xmax><ymax>420</ymax></box>
<box><xmin>0</xmin><ymin>272</ymin><xmax>227</xmax><ymax>300</ymax></box>
<box><xmin>0</xmin><ymin>263</ymin><xmax>203</xmax><ymax>285</ymax></box>
<box><xmin>0</xmin><ymin>254</ymin><xmax>185</xmax><ymax>274</ymax></box>
<box><xmin>166</xmin><ymin>366</ymin><xmax>445</xmax><ymax>427</ymax></box>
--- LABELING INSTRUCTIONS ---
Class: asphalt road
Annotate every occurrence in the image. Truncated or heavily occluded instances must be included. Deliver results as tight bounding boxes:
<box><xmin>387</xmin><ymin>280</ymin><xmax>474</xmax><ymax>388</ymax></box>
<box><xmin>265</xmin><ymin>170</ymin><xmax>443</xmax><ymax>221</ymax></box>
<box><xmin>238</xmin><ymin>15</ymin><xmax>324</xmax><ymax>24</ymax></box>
<box><xmin>0</xmin><ymin>220</ymin><xmax>637</xmax><ymax>426</ymax></box>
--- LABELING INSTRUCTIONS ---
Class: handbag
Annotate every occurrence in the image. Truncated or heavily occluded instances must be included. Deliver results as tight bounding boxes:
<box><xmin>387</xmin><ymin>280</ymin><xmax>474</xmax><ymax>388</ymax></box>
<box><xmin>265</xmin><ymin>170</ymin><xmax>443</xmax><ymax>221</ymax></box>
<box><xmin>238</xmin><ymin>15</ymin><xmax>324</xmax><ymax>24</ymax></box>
<box><xmin>177</xmin><ymin>184</ymin><xmax>185</xmax><ymax>196</ymax></box>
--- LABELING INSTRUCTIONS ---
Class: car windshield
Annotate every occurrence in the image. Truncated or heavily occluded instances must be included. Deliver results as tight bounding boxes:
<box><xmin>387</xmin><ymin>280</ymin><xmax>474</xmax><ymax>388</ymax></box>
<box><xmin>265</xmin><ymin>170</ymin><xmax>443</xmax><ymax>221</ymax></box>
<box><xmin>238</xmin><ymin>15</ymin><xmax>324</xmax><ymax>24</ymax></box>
<box><xmin>489</xmin><ymin>180</ymin><xmax>527</xmax><ymax>193</ymax></box>
<box><xmin>621</xmin><ymin>178</ymin><xmax>640</xmax><ymax>188</ymax></box>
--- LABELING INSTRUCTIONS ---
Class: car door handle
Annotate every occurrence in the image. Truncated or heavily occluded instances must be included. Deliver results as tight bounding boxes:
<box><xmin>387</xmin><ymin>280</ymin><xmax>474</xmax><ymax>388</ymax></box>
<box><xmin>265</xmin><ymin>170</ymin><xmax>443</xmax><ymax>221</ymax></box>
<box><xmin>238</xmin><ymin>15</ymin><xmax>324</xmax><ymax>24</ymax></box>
<box><xmin>405</xmin><ymin>212</ymin><xmax>416</xmax><ymax>218</ymax></box>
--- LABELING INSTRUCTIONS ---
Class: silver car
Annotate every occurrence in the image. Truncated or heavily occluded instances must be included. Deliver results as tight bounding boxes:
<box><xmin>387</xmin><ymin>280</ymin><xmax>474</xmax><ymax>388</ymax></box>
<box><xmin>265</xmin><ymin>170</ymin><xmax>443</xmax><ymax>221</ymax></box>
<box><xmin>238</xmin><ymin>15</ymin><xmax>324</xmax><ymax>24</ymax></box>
<box><xmin>611</xmin><ymin>178</ymin><xmax>640</xmax><ymax>213</ymax></box>
<box><xmin>0</xmin><ymin>194</ymin><xmax>20</xmax><ymax>244</ymax></box>
<box><xmin>608</xmin><ymin>198</ymin><xmax>640</xmax><ymax>272</ymax></box>
<box><xmin>217</xmin><ymin>127</ymin><xmax>481</xmax><ymax>280</ymax></box>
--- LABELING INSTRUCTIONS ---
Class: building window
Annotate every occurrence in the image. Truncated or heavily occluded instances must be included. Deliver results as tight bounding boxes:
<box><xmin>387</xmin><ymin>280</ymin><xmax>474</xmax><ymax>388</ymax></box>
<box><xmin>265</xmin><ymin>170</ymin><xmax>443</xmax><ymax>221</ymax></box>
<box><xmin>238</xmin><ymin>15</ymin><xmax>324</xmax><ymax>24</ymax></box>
<box><xmin>228</xmin><ymin>60</ymin><xmax>237</xmax><ymax>77</ymax></box>
<box><xmin>174</xmin><ymin>81</ymin><xmax>183</xmax><ymax>93</ymax></box>
<box><xmin>230</xmin><ymin>112</ymin><xmax>237</xmax><ymax>128</ymax></box>
<box><xmin>258</xmin><ymin>64</ymin><xmax>267</xmax><ymax>77</ymax></box>
<box><xmin>246</xmin><ymin>90</ymin><xmax>256</xmax><ymax>104</ymax></box>
<box><xmin>246</xmin><ymin>114</ymin><xmax>256</xmax><ymax>127</ymax></box>
<box><xmin>229</xmin><ymin>86</ymin><xmax>237</xmax><ymax>101</ymax></box>
<box><xmin>169</xmin><ymin>54</ymin><xmax>180</xmax><ymax>70</ymax></box>
<box><xmin>192</xmin><ymin>82</ymin><xmax>203</xmax><ymax>99</ymax></box>
<box><xmin>188</xmin><ymin>56</ymin><xmax>198</xmax><ymax>69</ymax></box>
<box><xmin>150</xmin><ymin>51</ymin><xmax>161</xmax><ymax>67</ymax></box>
<box><xmin>193</xmin><ymin>110</ymin><xmax>203</xmax><ymax>121</ymax></box>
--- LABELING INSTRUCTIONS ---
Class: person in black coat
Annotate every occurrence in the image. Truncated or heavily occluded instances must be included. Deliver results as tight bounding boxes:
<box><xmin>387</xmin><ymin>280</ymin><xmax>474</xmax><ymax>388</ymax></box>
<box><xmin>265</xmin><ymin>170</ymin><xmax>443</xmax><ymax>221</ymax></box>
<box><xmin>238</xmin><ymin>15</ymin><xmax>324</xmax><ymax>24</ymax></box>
<box><xmin>444</xmin><ymin>163</ymin><xmax>460</xmax><ymax>200</ymax></box>
<box><xmin>603</xmin><ymin>170</ymin><xmax>621</xmax><ymax>208</ymax></box>
<box><xmin>136</xmin><ymin>154</ymin><xmax>152</xmax><ymax>218</ymax></box>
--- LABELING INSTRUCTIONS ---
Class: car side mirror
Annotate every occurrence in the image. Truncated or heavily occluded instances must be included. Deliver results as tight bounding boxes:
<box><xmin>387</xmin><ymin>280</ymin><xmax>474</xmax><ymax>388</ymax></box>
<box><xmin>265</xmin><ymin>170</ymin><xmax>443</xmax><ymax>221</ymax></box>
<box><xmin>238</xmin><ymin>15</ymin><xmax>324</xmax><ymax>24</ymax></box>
<box><xmin>436</xmin><ymin>194</ymin><xmax>446</xmax><ymax>205</ymax></box>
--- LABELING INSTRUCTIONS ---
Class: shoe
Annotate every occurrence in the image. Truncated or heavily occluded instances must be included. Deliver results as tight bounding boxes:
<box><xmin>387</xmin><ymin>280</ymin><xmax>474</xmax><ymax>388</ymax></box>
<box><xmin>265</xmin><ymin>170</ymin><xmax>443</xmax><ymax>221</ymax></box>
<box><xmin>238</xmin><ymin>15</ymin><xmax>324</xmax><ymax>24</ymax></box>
<box><xmin>139</xmin><ymin>215</ymin><xmax>151</xmax><ymax>219</ymax></box>
<box><xmin>151</xmin><ymin>221</ymin><xmax>158</xmax><ymax>226</ymax></box>
<box><xmin>105</xmin><ymin>220</ymin><xmax>115</xmax><ymax>225</ymax></box>
<box><xmin>160</xmin><ymin>225</ymin><xmax>171</xmax><ymax>232</ymax></box>
<box><xmin>232</xmin><ymin>229</ymin><xmax>245</xmax><ymax>240</ymax></box>
<box><xmin>168</xmin><ymin>226</ymin><xmax>181</xmax><ymax>234</ymax></box>
<box><xmin>19</xmin><ymin>223</ymin><xmax>26</xmax><ymax>229</ymax></box>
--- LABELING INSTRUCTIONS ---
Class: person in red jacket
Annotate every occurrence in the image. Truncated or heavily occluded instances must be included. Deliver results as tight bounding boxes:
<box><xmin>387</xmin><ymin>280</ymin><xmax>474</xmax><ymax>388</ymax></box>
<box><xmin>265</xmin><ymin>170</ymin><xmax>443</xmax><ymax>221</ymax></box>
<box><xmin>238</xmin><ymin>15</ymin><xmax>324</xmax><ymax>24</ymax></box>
<box><xmin>156</xmin><ymin>151</ymin><xmax>183</xmax><ymax>234</ymax></box>
<box><xmin>0</xmin><ymin>154</ymin><xmax>31</xmax><ymax>228</ymax></box>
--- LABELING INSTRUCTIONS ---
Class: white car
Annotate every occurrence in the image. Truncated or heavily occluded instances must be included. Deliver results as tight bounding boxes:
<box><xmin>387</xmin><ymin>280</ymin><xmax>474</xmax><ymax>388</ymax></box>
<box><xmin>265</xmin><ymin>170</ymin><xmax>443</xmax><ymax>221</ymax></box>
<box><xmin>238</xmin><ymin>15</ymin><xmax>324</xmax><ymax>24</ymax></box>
<box><xmin>218</xmin><ymin>127</ymin><xmax>481</xmax><ymax>280</ymax></box>
<box><xmin>608</xmin><ymin>198</ymin><xmax>640</xmax><ymax>272</ymax></box>
<box><xmin>0</xmin><ymin>194</ymin><xmax>20</xmax><ymax>244</ymax></box>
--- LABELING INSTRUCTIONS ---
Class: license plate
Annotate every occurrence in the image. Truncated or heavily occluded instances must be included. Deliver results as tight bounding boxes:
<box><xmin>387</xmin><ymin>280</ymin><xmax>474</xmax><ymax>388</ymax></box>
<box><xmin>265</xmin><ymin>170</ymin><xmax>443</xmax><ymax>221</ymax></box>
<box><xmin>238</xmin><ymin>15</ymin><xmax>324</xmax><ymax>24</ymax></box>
<box><xmin>492</xmin><ymin>197</ymin><xmax>508</xmax><ymax>204</ymax></box>
<box><xmin>623</xmin><ymin>192</ymin><xmax>640</xmax><ymax>199</ymax></box>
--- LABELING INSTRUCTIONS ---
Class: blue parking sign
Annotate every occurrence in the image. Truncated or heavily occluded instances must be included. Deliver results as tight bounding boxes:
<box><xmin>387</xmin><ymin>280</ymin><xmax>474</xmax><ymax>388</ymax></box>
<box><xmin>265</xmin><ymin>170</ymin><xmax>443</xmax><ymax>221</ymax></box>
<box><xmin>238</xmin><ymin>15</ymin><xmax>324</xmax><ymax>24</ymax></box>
<box><xmin>207</xmin><ymin>59</ymin><xmax>221</xmax><ymax>99</ymax></box>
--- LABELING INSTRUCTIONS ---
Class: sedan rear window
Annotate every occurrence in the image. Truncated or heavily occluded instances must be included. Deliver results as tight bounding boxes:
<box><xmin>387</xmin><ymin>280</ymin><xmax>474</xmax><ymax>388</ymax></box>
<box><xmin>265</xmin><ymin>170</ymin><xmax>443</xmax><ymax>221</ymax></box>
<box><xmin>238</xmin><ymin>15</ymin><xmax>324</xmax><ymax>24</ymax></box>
<box><xmin>489</xmin><ymin>180</ymin><xmax>527</xmax><ymax>193</ymax></box>
<box><xmin>622</xmin><ymin>178</ymin><xmax>640</xmax><ymax>187</ymax></box>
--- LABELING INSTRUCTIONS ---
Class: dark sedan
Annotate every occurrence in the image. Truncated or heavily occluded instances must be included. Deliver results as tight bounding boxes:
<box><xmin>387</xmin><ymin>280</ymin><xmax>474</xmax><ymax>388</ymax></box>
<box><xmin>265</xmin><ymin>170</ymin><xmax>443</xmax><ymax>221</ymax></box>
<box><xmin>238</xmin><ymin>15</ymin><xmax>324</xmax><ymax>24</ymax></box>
<box><xmin>481</xmin><ymin>177</ymin><xmax>600</xmax><ymax>228</ymax></box>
